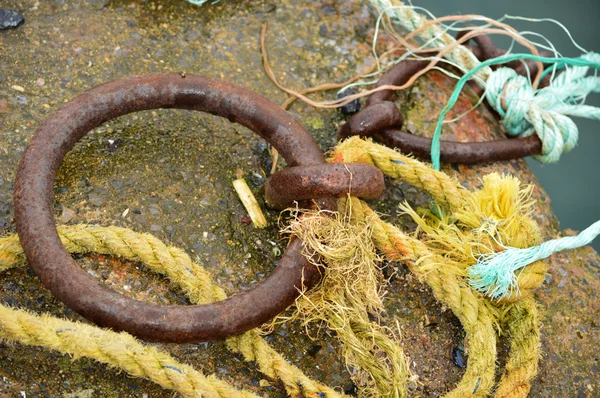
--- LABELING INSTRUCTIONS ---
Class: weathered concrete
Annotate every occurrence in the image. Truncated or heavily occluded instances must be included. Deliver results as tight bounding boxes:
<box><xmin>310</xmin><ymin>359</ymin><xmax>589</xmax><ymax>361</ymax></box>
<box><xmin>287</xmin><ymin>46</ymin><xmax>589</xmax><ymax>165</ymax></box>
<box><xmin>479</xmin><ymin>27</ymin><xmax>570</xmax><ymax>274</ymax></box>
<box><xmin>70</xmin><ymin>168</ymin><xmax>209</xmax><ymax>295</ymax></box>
<box><xmin>0</xmin><ymin>1</ymin><xmax>598</xmax><ymax>396</ymax></box>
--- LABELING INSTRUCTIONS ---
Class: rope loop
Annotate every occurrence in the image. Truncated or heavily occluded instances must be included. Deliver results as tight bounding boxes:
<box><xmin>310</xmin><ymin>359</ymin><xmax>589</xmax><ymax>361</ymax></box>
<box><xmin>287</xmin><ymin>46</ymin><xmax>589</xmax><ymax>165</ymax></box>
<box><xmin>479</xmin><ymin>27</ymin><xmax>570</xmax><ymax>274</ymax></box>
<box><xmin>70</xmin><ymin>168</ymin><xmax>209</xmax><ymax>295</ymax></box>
<box><xmin>487</xmin><ymin>68</ymin><xmax>574</xmax><ymax>163</ymax></box>
<box><xmin>486</xmin><ymin>53</ymin><xmax>600</xmax><ymax>163</ymax></box>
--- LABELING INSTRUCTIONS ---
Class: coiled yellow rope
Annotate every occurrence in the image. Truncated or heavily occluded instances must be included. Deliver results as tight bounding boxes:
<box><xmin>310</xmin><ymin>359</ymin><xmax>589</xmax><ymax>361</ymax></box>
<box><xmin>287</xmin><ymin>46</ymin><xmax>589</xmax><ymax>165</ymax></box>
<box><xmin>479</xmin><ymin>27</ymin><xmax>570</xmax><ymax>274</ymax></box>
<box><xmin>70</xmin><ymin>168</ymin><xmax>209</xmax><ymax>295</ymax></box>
<box><xmin>331</xmin><ymin>137</ymin><xmax>547</xmax><ymax>302</ymax></box>
<box><xmin>494</xmin><ymin>298</ymin><xmax>540</xmax><ymax>398</ymax></box>
<box><xmin>0</xmin><ymin>225</ymin><xmax>345</xmax><ymax>398</ymax></box>
<box><xmin>336</xmin><ymin>196</ymin><xmax>498</xmax><ymax>397</ymax></box>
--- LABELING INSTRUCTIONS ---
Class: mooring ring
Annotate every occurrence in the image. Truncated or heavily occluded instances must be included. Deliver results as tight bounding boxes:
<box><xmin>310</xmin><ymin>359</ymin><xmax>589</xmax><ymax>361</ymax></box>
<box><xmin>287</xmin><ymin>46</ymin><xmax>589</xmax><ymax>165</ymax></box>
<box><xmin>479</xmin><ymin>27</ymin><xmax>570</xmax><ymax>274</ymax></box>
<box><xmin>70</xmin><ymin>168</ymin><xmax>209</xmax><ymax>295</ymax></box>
<box><xmin>14</xmin><ymin>73</ymin><xmax>333</xmax><ymax>343</ymax></box>
<box><xmin>338</xmin><ymin>53</ymin><xmax>545</xmax><ymax>164</ymax></box>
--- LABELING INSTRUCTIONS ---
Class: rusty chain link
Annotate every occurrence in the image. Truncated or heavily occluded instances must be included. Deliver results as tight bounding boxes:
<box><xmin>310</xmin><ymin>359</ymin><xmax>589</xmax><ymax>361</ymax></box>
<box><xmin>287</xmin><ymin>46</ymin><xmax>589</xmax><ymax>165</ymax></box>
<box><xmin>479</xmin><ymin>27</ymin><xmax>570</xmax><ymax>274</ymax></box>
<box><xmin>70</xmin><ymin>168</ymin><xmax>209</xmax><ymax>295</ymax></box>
<box><xmin>337</xmin><ymin>33</ymin><xmax>556</xmax><ymax>164</ymax></box>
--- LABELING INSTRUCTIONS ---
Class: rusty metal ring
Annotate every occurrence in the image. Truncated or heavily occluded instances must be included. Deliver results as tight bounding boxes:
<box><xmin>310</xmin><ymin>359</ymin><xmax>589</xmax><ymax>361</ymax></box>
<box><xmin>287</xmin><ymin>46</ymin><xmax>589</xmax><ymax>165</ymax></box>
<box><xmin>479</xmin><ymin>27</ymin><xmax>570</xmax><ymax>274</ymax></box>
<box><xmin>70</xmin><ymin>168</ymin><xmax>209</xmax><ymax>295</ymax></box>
<box><xmin>265</xmin><ymin>163</ymin><xmax>385</xmax><ymax>209</ymax></box>
<box><xmin>14</xmin><ymin>73</ymin><xmax>334</xmax><ymax>343</ymax></box>
<box><xmin>339</xmin><ymin>56</ymin><xmax>542</xmax><ymax>164</ymax></box>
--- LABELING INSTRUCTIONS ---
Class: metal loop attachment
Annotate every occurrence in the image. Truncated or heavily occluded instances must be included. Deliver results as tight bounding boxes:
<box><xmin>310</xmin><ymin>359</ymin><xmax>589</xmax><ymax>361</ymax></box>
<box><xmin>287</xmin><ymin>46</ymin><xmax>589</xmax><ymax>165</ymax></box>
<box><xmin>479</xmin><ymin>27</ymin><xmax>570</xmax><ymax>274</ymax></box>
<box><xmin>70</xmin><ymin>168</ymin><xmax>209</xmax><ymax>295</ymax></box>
<box><xmin>14</xmin><ymin>73</ymin><xmax>335</xmax><ymax>343</ymax></box>
<box><xmin>337</xmin><ymin>35</ymin><xmax>550</xmax><ymax>164</ymax></box>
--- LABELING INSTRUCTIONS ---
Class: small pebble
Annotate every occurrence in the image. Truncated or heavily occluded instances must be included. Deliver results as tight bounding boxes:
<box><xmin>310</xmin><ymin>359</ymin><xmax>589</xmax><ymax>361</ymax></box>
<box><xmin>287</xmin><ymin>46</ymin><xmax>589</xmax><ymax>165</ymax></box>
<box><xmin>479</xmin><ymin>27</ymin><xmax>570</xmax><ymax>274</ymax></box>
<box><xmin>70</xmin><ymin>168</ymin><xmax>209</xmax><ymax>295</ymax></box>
<box><xmin>336</xmin><ymin>89</ymin><xmax>361</xmax><ymax>115</ymax></box>
<box><xmin>88</xmin><ymin>192</ymin><xmax>105</xmax><ymax>206</ymax></box>
<box><xmin>320</xmin><ymin>4</ymin><xmax>337</xmax><ymax>16</ymax></box>
<box><xmin>291</xmin><ymin>38</ymin><xmax>305</xmax><ymax>48</ymax></box>
<box><xmin>0</xmin><ymin>9</ymin><xmax>24</xmax><ymax>30</ymax></box>
<box><xmin>306</xmin><ymin>344</ymin><xmax>322</xmax><ymax>357</ymax></box>
<box><xmin>110</xmin><ymin>179</ymin><xmax>124</xmax><ymax>189</ymax></box>
<box><xmin>343</xmin><ymin>382</ymin><xmax>358</xmax><ymax>395</ymax></box>
<box><xmin>107</xmin><ymin>137</ymin><xmax>122</xmax><ymax>153</ymax></box>
<box><xmin>318</xmin><ymin>23</ymin><xmax>328</xmax><ymax>37</ymax></box>
<box><xmin>406</xmin><ymin>120</ymin><xmax>418</xmax><ymax>134</ymax></box>
<box><xmin>60</xmin><ymin>206</ymin><xmax>76</xmax><ymax>223</ymax></box>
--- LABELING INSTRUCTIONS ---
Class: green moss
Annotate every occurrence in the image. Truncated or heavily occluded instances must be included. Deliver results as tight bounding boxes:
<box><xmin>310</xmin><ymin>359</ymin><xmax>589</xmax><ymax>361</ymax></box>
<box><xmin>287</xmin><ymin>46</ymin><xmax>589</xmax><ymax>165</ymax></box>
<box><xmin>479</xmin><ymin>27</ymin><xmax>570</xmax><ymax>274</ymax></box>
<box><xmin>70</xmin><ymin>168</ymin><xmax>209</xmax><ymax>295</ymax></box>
<box><xmin>305</xmin><ymin>115</ymin><xmax>326</xmax><ymax>130</ymax></box>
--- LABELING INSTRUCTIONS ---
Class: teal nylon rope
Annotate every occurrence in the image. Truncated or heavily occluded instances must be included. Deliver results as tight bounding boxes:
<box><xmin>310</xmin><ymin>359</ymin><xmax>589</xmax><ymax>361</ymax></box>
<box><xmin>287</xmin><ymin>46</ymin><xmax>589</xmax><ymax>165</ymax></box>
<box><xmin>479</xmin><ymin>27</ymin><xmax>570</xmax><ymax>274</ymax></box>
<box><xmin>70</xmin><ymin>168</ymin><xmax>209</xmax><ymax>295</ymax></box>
<box><xmin>467</xmin><ymin>220</ymin><xmax>600</xmax><ymax>299</ymax></box>
<box><xmin>431</xmin><ymin>52</ymin><xmax>600</xmax><ymax>170</ymax></box>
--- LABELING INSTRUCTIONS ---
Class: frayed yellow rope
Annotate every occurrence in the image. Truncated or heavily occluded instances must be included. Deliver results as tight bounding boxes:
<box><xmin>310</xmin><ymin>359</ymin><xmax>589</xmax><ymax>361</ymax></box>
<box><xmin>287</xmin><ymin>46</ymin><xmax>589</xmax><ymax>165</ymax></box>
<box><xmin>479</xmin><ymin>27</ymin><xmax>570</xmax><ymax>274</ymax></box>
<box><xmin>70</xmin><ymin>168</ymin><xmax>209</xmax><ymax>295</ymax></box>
<box><xmin>0</xmin><ymin>138</ymin><xmax>545</xmax><ymax>397</ymax></box>
<box><xmin>0</xmin><ymin>305</ymin><xmax>260</xmax><ymax>398</ymax></box>
<box><xmin>494</xmin><ymin>297</ymin><xmax>540</xmax><ymax>398</ymax></box>
<box><xmin>0</xmin><ymin>225</ymin><xmax>346</xmax><ymax>398</ymax></box>
<box><xmin>329</xmin><ymin>137</ymin><xmax>543</xmax><ymax>396</ymax></box>
<box><xmin>342</xmin><ymin>197</ymin><xmax>498</xmax><ymax>397</ymax></box>
<box><xmin>276</xmin><ymin>204</ymin><xmax>410</xmax><ymax>397</ymax></box>
<box><xmin>331</xmin><ymin>137</ymin><xmax>547</xmax><ymax>303</ymax></box>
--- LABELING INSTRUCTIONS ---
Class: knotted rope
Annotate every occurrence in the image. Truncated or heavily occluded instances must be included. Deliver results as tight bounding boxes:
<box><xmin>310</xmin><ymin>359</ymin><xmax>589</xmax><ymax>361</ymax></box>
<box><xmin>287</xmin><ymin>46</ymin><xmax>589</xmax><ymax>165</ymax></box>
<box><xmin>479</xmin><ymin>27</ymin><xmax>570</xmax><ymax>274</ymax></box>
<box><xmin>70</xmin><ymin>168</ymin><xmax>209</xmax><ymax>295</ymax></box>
<box><xmin>1</xmin><ymin>138</ymin><xmax>551</xmax><ymax>397</ymax></box>
<box><xmin>366</xmin><ymin>0</ymin><xmax>600</xmax><ymax>298</ymax></box>
<box><xmin>368</xmin><ymin>0</ymin><xmax>600</xmax><ymax>167</ymax></box>
<box><xmin>332</xmin><ymin>137</ymin><xmax>548</xmax><ymax>303</ymax></box>
<box><xmin>436</xmin><ymin>52</ymin><xmax>600</xmax><ymax>167</ymax></box>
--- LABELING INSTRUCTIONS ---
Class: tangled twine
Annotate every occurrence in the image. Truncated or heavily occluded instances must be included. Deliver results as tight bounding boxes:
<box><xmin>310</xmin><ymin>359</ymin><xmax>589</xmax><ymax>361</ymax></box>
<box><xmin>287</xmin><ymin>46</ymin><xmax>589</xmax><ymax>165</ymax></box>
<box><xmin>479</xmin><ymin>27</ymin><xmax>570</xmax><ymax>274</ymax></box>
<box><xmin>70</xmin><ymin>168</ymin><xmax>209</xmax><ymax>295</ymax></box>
<box><xmin>279</xmin><ymin>207</ymin><xmax>410</xmax><ymax>397</ymax></box>
<box><xmin>260</xmin><ymin>0</ymin><xmax>600</xmax><ymax>166</ymax></box>
<box><xmin>485</xmin><ymin>53</ymin><xmax>600</xmax><ymax>163</ymax></box>
<box><xmin>367</xmin><ymin>0</ymin><xmax>600</xmax><ymax>166</ymax></box>
<box><xmin>433</xmin><ymin>52</ymin><xmax>600</xmax><ymax>167</ymax></box>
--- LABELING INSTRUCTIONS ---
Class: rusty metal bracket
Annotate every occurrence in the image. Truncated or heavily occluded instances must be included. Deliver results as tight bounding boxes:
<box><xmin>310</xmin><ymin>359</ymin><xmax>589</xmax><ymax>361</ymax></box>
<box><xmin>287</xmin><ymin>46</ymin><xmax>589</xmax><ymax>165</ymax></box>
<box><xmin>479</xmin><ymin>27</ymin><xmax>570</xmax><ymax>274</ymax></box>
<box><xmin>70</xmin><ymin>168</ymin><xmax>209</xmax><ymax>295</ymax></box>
<box><xmin>14</xmin><ymin>73</ymin><xmax>335</xmax><ymax>343</ymax></box>
<box><xmin>338</xmin><ymin>36</ymin><xmax>550</xmax><ymax>164</ymax></box>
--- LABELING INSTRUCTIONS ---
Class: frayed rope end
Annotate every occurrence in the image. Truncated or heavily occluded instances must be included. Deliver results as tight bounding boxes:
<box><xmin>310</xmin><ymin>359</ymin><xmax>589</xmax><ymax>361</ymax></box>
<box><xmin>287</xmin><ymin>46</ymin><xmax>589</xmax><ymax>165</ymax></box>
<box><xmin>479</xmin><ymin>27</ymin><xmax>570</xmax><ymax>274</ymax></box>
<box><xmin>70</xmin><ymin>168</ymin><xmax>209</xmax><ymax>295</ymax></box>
<box><xmin>468</xmin><ymin>219</ymin><xmax>600</xmax><ymax>299</ymax></box>
<box><xmin>467</xmin><ymin>246</ymin><xmax>539</xmax><ymax>299</ymax></box>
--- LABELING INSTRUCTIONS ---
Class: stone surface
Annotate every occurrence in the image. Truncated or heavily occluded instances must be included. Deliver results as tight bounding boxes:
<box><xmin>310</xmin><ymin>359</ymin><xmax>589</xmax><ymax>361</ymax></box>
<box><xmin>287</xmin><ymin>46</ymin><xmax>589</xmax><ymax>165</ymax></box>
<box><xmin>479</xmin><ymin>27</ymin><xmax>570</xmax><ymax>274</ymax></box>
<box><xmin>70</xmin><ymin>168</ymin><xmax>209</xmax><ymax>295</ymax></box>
<box><xmin>0</xmin><ymin>0</ymin><xmax>598</xmax><ymax>397</ymax></box>
<box><xmin>0</xmin><ymin>8</ymin><xmax>24</xmax><ymax>30</ymax></box>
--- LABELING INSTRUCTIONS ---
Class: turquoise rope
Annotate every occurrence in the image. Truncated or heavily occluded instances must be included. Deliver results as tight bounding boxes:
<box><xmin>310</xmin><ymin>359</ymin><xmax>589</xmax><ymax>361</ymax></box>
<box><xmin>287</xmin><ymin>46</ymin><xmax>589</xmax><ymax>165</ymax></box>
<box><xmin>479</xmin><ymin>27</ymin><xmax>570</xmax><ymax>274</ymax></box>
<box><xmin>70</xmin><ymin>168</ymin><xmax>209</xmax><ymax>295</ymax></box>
<box><xmin>467</xmin><ymin>220</ymin><xmax>600</xmax><ymax>299</ymax></box>
<box><xmin>431</xmin><ymin>53</ymin><xmax>600</xmax><ymax>170</ymax></box>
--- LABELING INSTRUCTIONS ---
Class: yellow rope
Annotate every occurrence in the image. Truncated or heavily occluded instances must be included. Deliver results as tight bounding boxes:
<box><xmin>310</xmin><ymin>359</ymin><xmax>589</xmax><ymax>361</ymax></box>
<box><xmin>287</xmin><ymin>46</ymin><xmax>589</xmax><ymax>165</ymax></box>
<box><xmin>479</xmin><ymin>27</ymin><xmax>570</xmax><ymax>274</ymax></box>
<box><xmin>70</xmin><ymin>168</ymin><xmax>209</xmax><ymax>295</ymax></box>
<box><xmin>0</xmin><ymin>225</ymin><xmax>345</xmax><ymax>398</ymax></box>
<box><xmin>493</xmin><ymin>298</ymin><xmax>540</xmax><ymax>398</ymax></box>
<box><xmin>331</xmin><ymin>137</ymin><xmax>547</xmax><ymax>301</ymax></box>
<box><xmin>281</xmin><ymin>206</ymin><xmax>410</xmax><ymax>397</ymax></box>
<box><xmin>0</xmin><ymin>305</ymin><xmax>260</xmax><ymax>398</ymax></box>
<box><xmin>331</xmin><ymin>137</ymin><xmax>468</xmax><ymax>210</ymax></box>
<box><xmin>343</xmin><ymin>197</ymin><xmax>498</xmax><ymax>397</ymax></box>
<box><xmin>0</xmin><ymin>138</ymin><xmax>546</xmax><ymax>397</ymax></box>
<box><xmin>330</xmin><ymin>138</ymin><xmax>544</xmax><ymax>397</ymax></box>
